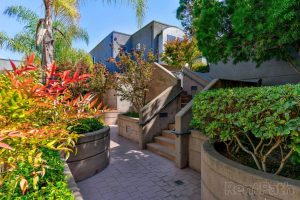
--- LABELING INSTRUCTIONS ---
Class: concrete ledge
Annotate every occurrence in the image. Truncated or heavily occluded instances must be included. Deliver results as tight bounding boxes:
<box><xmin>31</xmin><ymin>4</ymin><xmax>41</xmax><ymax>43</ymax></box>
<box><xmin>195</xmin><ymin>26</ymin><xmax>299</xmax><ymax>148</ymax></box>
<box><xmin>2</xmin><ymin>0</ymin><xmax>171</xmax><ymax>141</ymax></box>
<box><xmin>118</xmin><ymin>114</ymin><xmax>141</xmax><ymax>144</ymax></box>
<box><xmin>201</xmin><ymin>141</ymin><xmax>300</xmax><ymax>200</ymax></box>
<box><xmin>64</xmin><ymin>161</ymin><xmax>84</xmax><ymax>200</ymax></box>
<box><xmin>103</xmin><ymin>110</ymin><xmax>121</xmax><ymax>125</ymax></box>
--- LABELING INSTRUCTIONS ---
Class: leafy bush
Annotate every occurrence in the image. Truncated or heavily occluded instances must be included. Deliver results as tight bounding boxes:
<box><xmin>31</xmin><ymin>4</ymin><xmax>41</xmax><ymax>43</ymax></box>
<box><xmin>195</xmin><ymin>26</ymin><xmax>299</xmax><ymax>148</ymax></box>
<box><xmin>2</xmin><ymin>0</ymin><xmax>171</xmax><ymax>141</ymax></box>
<box><xmin>161</xmin><ymin>37</ymin><xmax>201</xmax><ymax>69</ymax></box>
<box><xmin>124</xmin><ymin>112</ymin><xmax>139</xmax><ymax>118</ymax></box>
<box><xmin>67</xmin><ymin>118</ymin><xmax>104</xmax><ymax>134</ymax></box>
<box><xmin>0</xmin><ymin>54</ymin><xmax>103</xmax><ymax>198</ymax></box>
<box><xmin>191</xmin><ymin>84</ymin><xmax>300</xmax><ymax>175</ymax></box>
<box><xmin>191</xmin><ymin>62</ymin><xmax>209</xmax><ymax>73</ymax></box>
<box><xmin>0</xmin><ymin>148</ymin><xmax>74</xmax><ymax>199</ymax></box>
<box><xmin>111</xmin><ymin>48</ymin><xmax>155</xmax><ymax>112</ymax></box>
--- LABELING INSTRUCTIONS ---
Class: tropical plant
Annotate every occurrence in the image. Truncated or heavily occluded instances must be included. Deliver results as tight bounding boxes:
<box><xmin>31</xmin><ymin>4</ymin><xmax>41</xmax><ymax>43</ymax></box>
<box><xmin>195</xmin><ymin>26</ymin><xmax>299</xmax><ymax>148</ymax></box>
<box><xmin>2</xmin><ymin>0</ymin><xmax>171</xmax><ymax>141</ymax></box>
<box><xmin>111</xmin><ymin>48</ymin><xmax>155</xmax><ymax>112</ymax></box>
<box><xmin>161</xmin><ymin>37</ymin><xmax>203</xmax><ymax>69</ymax></box>
<box><xmin>193</xmin><ymin>0</ymin><xmax>300</xmax><ymax>69</ymax></box>
<box><xmin>0</xmin><ymin>53</ymin><xmax>102</xmax><ymax>197</ymax></box>
<box><xmin>38</xmin><ymin>0</ymin><xmax>147</xmax><ymax>81</ymax></box>
<box><xmin>191</xmin><ymin>84</ymin><xmax>300</xmax><ymax>176</ymax></box>
<box><xmin>0</xmin><ymin>5</ymin><xmax>92</xmax><ymax>68</ymax></box>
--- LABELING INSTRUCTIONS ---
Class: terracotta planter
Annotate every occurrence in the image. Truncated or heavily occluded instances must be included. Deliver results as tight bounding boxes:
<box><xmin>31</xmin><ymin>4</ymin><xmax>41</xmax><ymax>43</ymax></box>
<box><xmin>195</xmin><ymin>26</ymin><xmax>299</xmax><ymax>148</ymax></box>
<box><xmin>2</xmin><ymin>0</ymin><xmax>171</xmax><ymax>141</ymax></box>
<box><xmin>201</xmin><ymin>141</ymin><xmax>300</xmax><ymax>200</ymax></box>
<box><xmin>67</xmin><ymin>126</ymin><xmax>110</xmax><ymax>182</ymax></box>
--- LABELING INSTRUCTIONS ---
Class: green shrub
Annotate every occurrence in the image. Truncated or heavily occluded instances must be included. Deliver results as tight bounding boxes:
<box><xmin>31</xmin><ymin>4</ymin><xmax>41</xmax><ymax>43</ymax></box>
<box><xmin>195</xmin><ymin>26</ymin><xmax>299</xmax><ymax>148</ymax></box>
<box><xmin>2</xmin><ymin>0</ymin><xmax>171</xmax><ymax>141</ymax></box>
<box><xmin>191</xmin><ymin>84</ymin><xmax>300</xmax><ymax>176</ymax></box>
<box><xmin>191</xmin><ymin>62</ymin><xmax>209</xmax><ymax>73</ymax></box>
<box><xmin>124</xmin><ymin>112</ymin><xmax>139</xmax><ymax>118</ymax></box>
<box><xmin>0</xmin><ymin>148</ymin><xmax>74</xmax><ymax>199</ymax></box>
<box><xmin>67</xmin><ymin>118</ymin><xmax>104</xmax><ymax>134</ymax></box>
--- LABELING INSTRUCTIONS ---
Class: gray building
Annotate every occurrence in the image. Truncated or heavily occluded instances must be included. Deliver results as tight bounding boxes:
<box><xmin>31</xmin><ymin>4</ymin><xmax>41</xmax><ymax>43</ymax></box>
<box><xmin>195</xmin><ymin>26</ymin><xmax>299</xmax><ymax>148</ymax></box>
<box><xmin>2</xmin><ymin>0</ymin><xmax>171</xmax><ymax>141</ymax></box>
<box><xmin>90</xmin><ymin>21</ymin><xmax>185</xmax><ymax>72</ymax></box>
<box><xmin>207</xmin><ymin>57</ymin><xmax>300</xmax><ymax>86</ymax></box>
<box><xmin>0</xmin><ymin>58</ymin><xmax>22</xmax><ymax>72</ymax></box>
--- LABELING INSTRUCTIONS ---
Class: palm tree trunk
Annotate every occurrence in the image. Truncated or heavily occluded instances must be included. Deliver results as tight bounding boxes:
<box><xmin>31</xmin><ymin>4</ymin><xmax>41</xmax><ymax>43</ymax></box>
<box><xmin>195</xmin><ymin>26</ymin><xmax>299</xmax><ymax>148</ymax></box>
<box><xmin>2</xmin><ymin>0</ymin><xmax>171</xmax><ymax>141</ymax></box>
<box><xmin>42</xmin><ymin>0</ymin><xmax>54</xmax><ymax>84</ymax></box>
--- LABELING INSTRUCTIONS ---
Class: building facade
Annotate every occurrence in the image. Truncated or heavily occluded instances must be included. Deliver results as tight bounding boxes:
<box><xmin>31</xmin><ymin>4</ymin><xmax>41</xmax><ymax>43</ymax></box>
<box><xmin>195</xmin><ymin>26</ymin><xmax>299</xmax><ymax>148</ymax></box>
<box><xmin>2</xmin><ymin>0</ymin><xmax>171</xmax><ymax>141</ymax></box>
<box><xmin>0</xmin><ymin>58</ymin><xmax>22</xmax><ymax>72</ymax></box>
<box><xmin>90</xmin><ymin>21</ymin><xmax>185</xmax><ymax>72</ymax></box>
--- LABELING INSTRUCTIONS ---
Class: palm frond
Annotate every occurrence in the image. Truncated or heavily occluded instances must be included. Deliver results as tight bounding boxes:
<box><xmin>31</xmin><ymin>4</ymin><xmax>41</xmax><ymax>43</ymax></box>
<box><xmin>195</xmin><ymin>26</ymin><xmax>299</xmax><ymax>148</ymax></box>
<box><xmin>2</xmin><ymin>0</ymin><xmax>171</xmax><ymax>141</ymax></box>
<box><xmin>53</xmin><ymin>0</ymin><xmax>80</xmax><ymax>25</ymax></box>
<box><xmin>4</xmin><ymin>6</ymin><xmax>39</xmax><ymax>25</ymax></box>
<box><xmin>104</xmin><ymin>0</ymin><xmax>147</xmax><ymax>28</ymax></box>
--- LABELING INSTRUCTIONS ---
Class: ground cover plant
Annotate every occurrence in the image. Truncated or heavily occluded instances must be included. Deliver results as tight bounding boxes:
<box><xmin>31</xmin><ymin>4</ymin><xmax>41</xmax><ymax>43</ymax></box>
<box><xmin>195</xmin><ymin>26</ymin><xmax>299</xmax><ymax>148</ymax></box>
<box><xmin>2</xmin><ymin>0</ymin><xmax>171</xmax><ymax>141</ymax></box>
<box><xmin>191</xmin><ymin>84</ymin><xmax>300</xmax><ymax>177</ymax></box>
<box><xmin>0</xmin><ymin>54</ymin><xmax>102</xmax><ymax>198</ymax></box>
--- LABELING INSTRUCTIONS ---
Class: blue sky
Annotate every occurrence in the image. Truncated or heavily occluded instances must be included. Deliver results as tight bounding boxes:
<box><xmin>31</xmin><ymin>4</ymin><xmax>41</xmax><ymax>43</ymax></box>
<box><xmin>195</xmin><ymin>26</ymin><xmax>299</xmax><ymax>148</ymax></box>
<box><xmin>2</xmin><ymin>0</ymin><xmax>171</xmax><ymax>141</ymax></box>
<box><xmin>0</xmin><ymin>0</ymin><xmax>182</xmax><ymax>60</ymax></box>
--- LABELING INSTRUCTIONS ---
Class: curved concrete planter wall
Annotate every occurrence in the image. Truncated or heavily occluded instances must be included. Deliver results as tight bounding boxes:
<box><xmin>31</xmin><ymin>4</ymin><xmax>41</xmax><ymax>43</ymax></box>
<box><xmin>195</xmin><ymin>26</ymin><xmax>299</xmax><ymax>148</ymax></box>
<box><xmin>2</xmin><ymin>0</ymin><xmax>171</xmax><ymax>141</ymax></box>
<box><xmin>67</xmin><ymin>127</ymin><xmax>110</xmax><ymax>182</ymax></box>
<box><xmin>201</xmin><ymin>141</ymin><xmax>300</xmax><ymax>200</ymax></box>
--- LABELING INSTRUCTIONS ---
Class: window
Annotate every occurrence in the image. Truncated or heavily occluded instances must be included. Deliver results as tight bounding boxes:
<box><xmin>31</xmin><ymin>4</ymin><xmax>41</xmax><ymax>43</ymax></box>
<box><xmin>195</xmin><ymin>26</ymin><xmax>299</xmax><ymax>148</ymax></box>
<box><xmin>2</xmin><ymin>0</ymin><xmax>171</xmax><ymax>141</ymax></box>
<box><xmin>167</xmin><ymin>35</ymin><xmax>176</xmax><ymax>41</ymax></box>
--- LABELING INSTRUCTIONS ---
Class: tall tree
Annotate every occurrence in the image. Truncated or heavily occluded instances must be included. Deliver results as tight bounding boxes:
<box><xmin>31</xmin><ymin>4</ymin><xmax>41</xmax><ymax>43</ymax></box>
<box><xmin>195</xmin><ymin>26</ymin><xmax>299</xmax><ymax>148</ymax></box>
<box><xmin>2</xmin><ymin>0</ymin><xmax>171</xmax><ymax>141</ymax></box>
<box><xmin>193</xmin><ymin>0</ymin><xmax>300</xmax><ymax>69</ymax></box>
<box><xmin>40</xmin><ymin>0</ymin><xmax>147</xmax><ymax>73</ymax></box>
<box><xmin>161</xmin><ymin>37</ymin><xmax>202</xmax><ymax>68</ymax></box>
<box><xmin>177</xmin><ymin>0</ymin><xmax>194</xmax><ymax>36</ymax></box>
<box><xmin>0</xmin><ymin>5</ymin><xmax>92</xmax><ymax>67</ymax></box>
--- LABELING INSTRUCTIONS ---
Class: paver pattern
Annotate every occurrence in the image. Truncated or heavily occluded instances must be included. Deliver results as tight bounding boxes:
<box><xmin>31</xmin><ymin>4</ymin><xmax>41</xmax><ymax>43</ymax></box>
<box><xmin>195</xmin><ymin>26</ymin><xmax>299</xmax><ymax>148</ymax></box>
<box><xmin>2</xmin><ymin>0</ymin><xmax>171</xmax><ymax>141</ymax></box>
<box><xmin>78</xmin><ymin>126</ymin><xmax>201</xmax><ymax>200</ymax></box>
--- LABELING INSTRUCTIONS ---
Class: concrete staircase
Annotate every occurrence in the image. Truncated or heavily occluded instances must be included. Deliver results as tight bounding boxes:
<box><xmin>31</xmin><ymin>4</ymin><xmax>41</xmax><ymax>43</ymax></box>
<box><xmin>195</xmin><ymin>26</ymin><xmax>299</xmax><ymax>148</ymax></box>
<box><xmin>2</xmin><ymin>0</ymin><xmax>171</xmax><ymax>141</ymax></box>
<box><xmin>146</xmin><ymin>123</ymin><xmax>176</xmax><ymax>161</ymax></box>
<box><xmin>146</xmin><ymin>92</ymin><xmax>192</xmax><ymax>161</ymax></box>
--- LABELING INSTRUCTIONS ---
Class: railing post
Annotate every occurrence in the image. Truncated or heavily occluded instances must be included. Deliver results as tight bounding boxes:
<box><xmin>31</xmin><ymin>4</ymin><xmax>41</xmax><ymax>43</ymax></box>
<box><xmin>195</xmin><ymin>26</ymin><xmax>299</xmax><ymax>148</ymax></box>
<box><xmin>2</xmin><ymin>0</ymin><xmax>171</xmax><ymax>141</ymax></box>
<box><xmin>174</xmin><ymin>101</ymin><xmax>193</xmax><ymax>169</ymax></box>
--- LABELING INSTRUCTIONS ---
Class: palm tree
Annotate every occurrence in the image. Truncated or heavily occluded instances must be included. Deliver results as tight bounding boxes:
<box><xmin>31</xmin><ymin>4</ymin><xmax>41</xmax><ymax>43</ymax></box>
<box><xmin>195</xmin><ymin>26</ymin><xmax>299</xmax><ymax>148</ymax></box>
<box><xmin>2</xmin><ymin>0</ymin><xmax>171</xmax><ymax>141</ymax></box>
<box><xmin>0</xmin><ymin>5</ymin><xmax>91</xmax><ymax>67</ymax></box>
<box><xmin>39</xmin><ymin>0</ymin><xmax>147</xmax><ymax>83</ymax></box>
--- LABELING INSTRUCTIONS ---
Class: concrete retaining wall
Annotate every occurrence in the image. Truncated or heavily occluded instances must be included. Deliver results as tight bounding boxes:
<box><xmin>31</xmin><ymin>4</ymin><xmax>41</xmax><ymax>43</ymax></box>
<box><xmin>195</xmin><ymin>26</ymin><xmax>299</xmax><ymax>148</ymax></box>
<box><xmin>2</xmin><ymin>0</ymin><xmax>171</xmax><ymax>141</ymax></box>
<box><xmin>103</xmin><ymin>110</ymin><xmax>121</xmax><ymax>125</ymax></box>
<box><xmin>188</xmin><ymin>130</ymin><xmax>208</xmax><ymax>173</ymax></box>
<box><xmin>201</xmin><ymin>141</ymin><xmax>300</xmax><ymax>200</ymax></box>
<box><xmin>64</xmin><ymin>162</ymin><xmax>84</xmax><ymax>200</ymax></box>
<box><xmin>118</xmin><ymin>114</ymin><xmax>141</xmax><ymax>143</ymax></box>
<box><xmin>67</xmin><ymin>127</ymin><xmax>110</xmax><ymax>182</ymax></box>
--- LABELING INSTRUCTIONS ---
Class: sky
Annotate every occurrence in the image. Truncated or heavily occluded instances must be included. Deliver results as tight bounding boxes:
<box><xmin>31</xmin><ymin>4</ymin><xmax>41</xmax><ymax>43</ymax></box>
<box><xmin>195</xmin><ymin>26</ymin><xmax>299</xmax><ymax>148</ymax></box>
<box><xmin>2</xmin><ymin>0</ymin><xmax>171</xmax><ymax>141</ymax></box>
<box><xmin>0</xmin><ymin>0</ymin><xmax>182</xmax><ymax>60</ymax></box>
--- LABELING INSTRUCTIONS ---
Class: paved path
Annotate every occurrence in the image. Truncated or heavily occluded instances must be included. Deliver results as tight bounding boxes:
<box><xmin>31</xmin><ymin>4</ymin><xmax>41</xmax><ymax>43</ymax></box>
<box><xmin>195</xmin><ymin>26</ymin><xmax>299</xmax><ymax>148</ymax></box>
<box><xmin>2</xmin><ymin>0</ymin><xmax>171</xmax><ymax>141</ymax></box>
<box><xmin>78</xmin><ymin>126</ymin><xmax>201</xmax><ymax>200</ymax></box>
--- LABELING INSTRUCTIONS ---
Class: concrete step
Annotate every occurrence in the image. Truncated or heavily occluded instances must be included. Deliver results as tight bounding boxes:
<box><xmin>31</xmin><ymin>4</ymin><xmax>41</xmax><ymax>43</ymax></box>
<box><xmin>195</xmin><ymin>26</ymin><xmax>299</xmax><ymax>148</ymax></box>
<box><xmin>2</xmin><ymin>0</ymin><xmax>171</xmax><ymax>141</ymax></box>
<box><xmin>146</xmin><ymin>143</ymin><xmax>176</xmax><ymax>161</ymax></box>
<box><xmin>168</xmin><ymin>123</ymin><xmax>175</xmax><ymax>130</ymax></box>
<box><xmin>154</xmin><ymin>136</ymin><xmax>175</xmax><ymax>149</ymax></box>
<box><xmin>162</xmin><ymin>130</ymin><xmax>176</xmax><ymax>139</ymax></box>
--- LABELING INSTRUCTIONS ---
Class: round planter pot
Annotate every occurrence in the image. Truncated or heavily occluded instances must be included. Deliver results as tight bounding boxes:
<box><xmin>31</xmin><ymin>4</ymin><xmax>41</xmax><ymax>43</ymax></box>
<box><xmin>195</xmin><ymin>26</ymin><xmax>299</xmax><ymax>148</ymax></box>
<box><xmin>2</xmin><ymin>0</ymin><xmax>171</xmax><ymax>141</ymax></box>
<box><xmin>201</xmin><ymin>140</ymin><xmax>300</xmax><ymax>200</ymax></box>
<box><xmin>67</xmin><ymin>126</ymin><xmax>110</xmax><ymax>182</ymax></box>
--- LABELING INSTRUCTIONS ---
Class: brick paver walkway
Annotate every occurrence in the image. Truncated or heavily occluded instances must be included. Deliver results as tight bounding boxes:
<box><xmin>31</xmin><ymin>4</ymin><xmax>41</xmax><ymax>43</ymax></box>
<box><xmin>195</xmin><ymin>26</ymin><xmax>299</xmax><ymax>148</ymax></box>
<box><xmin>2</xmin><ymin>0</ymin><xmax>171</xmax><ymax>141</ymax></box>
<box><xmin>77</xmin><ymin>126</ymin><xmax>201</xmax><ymax>200</ymax></box>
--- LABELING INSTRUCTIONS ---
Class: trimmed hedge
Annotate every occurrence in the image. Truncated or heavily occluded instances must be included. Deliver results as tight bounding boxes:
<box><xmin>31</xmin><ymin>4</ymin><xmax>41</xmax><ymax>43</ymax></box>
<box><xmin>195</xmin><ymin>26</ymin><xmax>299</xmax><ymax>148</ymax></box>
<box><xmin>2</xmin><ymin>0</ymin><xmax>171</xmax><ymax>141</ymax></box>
<box><xmin>191</xmin><ymin>84</ymin><xmax>300</xmax><ymax>175</ymax></box>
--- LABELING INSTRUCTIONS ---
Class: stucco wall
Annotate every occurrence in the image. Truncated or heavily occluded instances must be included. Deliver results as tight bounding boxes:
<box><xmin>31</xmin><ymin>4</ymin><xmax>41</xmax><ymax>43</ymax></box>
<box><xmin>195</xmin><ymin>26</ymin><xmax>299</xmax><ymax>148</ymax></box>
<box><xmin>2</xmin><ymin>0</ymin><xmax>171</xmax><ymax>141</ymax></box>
<box><xmin>130</xmin><ymin>22</ymin><xmax>154</xmax><ymax>54</ymax></box>
<box><xmin>118</xmin><ymin>115</ymin><xmax>141</xmax><ymax>143</ymax></box>
<box><xmin>158</xmin><ymin>27</ymin><xmax>185</xmax><ymax>60</ymax></box>
<box><xmin>145</xmin><ymin>62</ymin><xmax>179</xmax><ymax>104</ymax></box>
<box><xmin>90</xmin><ymin>32</ymin><xmax>131</xmax><ymax>72</ymax></box>
<box><xmin>90</xmin><ymin>33</ymin><xmax>113</xmax><ymax>69</ymax></box>
<box><xmin>208</xmin><ymin>59</ymin><xmax>300</xmax><ymax>85</ymax></box>
<box><xmin>182</xmin><ymin>67</ymin><xmax>211</xmax><ymax>96</ymax></box>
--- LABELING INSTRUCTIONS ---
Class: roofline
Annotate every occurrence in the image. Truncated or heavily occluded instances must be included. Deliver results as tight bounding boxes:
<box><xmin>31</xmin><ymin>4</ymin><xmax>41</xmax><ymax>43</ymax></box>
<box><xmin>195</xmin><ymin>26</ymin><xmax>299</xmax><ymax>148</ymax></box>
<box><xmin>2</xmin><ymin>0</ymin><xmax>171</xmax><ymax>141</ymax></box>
<box><xmin>89</xmin><ymin>30</ymin><xmax>132</xmax><ymax>53</ymax></box>
<box><xmin>130</xmin><ymin>20</ymin><xmax>184</xmax><ymax>37</ymax></box>
<box><xmin>89</xmin><ymin>20</ymin><xmax>184</xmax><ymax>53</ymax></box>
<box><xmin>111</xmin><ymin>31</ymin><xmax>131</xmax><ymax>36</ymax></box>
<box><xmin>0</xmin><ymin>58</ymin><xmax>22</xmax><ymax>62</ymax></box>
